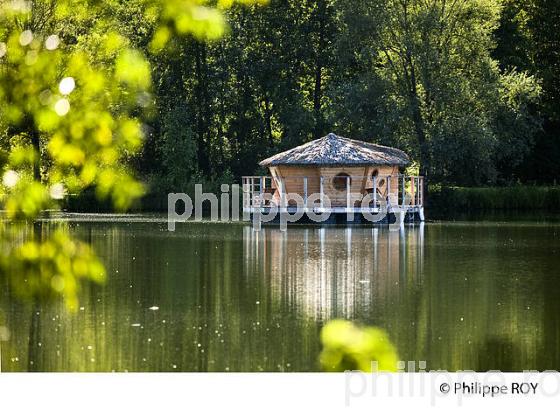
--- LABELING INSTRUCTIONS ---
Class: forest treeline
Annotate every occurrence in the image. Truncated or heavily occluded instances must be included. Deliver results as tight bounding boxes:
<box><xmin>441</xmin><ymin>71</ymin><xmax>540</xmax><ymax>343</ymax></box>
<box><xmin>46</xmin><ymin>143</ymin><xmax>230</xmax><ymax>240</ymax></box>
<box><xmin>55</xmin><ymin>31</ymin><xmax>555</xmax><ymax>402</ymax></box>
<box><xmin>133</xmin><ymin>0</ymin><xmax>558</xmax><ymax>190</ymax></box>
<box><xmin>10</xmin><ymin>0</ymin><xmax>560</xmax><ymax>192</ymax></box>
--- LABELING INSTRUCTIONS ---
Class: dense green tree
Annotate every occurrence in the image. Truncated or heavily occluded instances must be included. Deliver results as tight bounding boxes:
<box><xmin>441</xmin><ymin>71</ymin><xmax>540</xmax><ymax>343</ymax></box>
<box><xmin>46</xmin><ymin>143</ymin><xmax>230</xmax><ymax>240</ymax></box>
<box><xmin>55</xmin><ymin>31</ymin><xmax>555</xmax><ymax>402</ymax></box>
<box><xmin>493</xmin><ymin>0</ymin><xmax>560</xmax><ymax>183</ymax></box>
<box><xmin>118</xmin><ymin>0</ymin><xmax>545</xmax><ymax>190</ymax></box>
<box><xmin>524</xmin><ymin>0</ymin><xmax>560</xmax><ymax>182</ymax></box>
<box><xmin>365</xmin><ymin>0</ymin><xmax>539</xmax><ymax>185</ymax></box>
<box><xmin>493</xmin><ymin>0</ymin><xmax>533</xmax><ymax>72</ymax></box>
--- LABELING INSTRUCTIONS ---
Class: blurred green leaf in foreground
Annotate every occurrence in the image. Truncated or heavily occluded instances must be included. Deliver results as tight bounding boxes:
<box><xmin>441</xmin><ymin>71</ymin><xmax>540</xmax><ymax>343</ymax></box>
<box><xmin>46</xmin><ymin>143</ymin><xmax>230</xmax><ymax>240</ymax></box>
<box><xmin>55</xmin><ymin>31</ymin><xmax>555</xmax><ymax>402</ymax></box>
<box><xmin>320</xmin><ymin>320</ymin><xmax>399</xmax><ymax>372</ymax></box>
<box><xmin>0</xmin><ymin>0</ymin><xmax>266</xmax><ymax>312</ymax></box>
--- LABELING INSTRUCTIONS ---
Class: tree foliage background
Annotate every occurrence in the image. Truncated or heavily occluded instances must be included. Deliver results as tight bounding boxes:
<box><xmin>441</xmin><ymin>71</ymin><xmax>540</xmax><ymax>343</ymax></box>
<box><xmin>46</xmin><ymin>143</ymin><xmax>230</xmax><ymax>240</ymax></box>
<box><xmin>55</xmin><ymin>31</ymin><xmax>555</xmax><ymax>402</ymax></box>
<box><xmin>2</xmin><ymin>0</ymin><xmax>551</xmax><ymax>196</ymax></box>
<box><xmin>120</xmin><ymin>0</ymin><xmax>552</xmax><ymax>190</ymax></box>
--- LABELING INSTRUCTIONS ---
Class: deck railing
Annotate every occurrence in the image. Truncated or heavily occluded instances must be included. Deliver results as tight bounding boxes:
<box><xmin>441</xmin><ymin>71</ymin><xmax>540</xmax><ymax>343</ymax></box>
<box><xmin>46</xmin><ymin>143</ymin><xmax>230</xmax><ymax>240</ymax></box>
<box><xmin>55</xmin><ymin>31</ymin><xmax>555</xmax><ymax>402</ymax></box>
<box><xmin>242</xmin><ymin>175</ymin><xmax>424</xmax><ymax>211</ymax></box>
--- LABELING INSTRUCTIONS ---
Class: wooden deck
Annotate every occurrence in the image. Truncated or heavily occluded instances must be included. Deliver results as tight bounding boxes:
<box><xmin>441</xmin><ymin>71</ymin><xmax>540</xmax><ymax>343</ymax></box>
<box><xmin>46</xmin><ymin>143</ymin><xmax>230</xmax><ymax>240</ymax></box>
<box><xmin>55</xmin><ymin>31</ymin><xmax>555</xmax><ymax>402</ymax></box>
<box><xmin>242</xmin><ymin>175</ymin><xmax>425</xmax><ymax>224</ymax></box>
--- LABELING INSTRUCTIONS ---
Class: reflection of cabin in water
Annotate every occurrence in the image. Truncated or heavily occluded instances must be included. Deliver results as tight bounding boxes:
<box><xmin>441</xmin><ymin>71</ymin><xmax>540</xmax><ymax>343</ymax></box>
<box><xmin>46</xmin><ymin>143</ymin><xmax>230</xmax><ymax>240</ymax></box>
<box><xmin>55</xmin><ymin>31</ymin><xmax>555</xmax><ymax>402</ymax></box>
<box><xmin>242</xmin><ymin>133</ymin><xmax>424</xmax><ymax>224</ymax></box>
<box><xmin>243</xmin><ymin>225</ymin><xmax>425</xmax><ymax>319</ymax></box>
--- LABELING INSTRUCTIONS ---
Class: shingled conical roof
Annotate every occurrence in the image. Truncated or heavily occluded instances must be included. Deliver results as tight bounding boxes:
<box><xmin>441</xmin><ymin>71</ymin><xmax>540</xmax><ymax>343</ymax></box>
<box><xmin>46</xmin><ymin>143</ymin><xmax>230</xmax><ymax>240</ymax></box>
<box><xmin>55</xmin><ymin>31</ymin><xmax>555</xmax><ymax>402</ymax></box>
<box><xmin>259</xmin><ymin>133</ymin><xmax>410</xmax><ymax>167</ymax></box>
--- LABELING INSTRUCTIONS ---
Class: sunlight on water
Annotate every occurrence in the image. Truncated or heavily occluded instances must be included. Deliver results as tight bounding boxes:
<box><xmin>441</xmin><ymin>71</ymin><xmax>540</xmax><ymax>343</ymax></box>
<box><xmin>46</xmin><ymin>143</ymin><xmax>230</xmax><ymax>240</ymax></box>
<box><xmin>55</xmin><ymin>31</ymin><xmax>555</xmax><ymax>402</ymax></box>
<box><xmin>1</xmin><ymin>218</ymin><xmax>559</xmax><ymax>371</ymax></box>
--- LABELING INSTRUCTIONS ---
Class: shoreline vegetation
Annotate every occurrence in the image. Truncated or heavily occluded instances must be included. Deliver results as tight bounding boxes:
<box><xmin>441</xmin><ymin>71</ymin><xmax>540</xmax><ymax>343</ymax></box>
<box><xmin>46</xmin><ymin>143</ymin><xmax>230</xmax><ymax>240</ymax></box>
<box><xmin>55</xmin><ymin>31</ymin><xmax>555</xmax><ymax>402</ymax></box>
<box><xmin>63</xmin><ymin>185</ymin><xmax>560</xmax><ymax>214</ymax></box>
<box><xmin>429</xmin><ymin>185</ymin><xmax>560</xmax><ymax>212</ymax></box>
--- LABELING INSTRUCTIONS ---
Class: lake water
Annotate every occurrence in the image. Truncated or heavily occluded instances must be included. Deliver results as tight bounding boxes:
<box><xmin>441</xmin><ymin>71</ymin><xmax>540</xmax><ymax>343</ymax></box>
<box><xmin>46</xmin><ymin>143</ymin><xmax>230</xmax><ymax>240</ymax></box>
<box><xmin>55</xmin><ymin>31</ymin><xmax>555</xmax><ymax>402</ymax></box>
<box><xmin>1</xmin><ymin>216</ymin><xmax>559</xmax><ymax>371</ymax></box>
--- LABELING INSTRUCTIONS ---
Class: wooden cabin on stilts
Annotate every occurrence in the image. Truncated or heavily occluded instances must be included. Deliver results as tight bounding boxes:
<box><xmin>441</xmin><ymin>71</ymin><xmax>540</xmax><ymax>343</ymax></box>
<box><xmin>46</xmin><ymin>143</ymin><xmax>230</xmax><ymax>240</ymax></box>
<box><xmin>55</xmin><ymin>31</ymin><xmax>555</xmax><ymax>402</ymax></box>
<box><xmin>242</xmin><ymin>133</ymin><xmax>424</xmax><ymax>226</ymax></box>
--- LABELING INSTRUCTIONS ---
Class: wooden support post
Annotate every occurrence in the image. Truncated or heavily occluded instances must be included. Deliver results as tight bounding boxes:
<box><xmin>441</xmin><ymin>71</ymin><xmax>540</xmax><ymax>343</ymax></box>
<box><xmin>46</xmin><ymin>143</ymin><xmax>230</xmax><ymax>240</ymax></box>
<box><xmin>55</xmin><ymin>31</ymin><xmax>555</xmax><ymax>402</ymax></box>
<box><xmin>419</xmin><ymin>177</ymin><xmax>422</xmax><ymax>205</ymax></box>
<box><xmin>244</xmin><ymin>178</ymin><xmax>248</xmax><ymax>209</ymax></box>
<box><xmin>414</xmin><ymin>177</ymin><xmax>416</xmax><ymax>206</ymax></box>
<box><xmin>411</xmin><ymin>176</ymin><xmax>415</xmax><ymax>206</ymax></box>
<box><xmin>249</xmin><ymin>178</ymin><xmax>253</xmax><ymax>208</ymax></box>
<box><xmin>417</xmin><ymin>177</ymin><xmax>420</xmax><ymax>206</ymax></box>
<box><xmin>303</xmin><ymin>177</ymin><xmax>308</xmax><ymax>209</ymax></box>
<box><xmin>399</xmin><ymin>209</ymin><xmax>406</xmax><ymax>226</ymax></box>
<box><xmin>419</xmin><ymin>177</ymin><xmax>425</xmax><ymax>221</ymax></box>
<box><xmin>260</xmin><ymin>176</ymin><xmax>264</xmax><ymax>208</ymax></box>
<box><xmin>420</xmin><ymin>177</ymin><xmax>423</xmax><ymax>206</ymax></box>
<box><xmin>346</xmin><ymin>176</ymin><xmax>351</xmax><ymax>209</ymax></box>
<box><xmin>320</xmin><ymin>176</ymin><xmax>324</xmax><ymax>209</ymax></box>
<box><xmin>254</xmin><ymin>178</ymin><xmax>257</xmax><ymax>208</ymax></box>
<box><xmin>387</xmin><ymin>176</ymin><xmax>391</xmax><ymax>206</ymax></box>
<box><xmin>401</xmin><ymin>175</ymin><xmax>406</xmax><ymax>206</ymax></box>
<box><xmin>373</xmin><ymin>176</ymin><xmax>377</xmax><ymax>208</ymax></box>
<box><xmin>248</xmin><ymin>177</ymin><xmax>252</xmax><ymax>209</ymax></box>
<box><xmin>416</xmin><ymin>177</ymin><xmax>419</xmax><ymax>206</ymax></box>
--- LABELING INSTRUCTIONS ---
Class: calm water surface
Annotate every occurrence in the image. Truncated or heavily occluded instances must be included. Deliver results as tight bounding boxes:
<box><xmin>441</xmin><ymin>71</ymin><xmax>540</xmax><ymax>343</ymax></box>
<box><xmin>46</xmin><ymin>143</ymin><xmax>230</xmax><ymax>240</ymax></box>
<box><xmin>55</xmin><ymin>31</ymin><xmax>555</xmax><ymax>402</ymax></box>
<box><xmin>1</xmin><ymin>215</ymin><xmax>559</xmax><ymax>371</ymax></box>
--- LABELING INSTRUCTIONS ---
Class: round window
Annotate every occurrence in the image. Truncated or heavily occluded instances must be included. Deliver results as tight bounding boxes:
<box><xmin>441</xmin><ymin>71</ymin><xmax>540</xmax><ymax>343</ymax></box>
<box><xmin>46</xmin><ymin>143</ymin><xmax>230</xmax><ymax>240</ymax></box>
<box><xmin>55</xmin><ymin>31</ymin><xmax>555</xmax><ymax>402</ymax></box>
<box><xmin>371</xmin><ymin>169</ymin><xmax>379</xmax><ymax>177</ymax></box>
<box><xmin>333</xmin><ymin>172</ymin><xmax>351</xmax><ymax>191</ymax></box>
